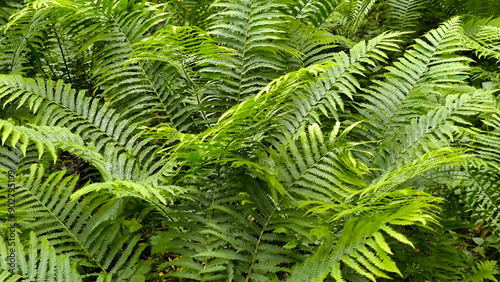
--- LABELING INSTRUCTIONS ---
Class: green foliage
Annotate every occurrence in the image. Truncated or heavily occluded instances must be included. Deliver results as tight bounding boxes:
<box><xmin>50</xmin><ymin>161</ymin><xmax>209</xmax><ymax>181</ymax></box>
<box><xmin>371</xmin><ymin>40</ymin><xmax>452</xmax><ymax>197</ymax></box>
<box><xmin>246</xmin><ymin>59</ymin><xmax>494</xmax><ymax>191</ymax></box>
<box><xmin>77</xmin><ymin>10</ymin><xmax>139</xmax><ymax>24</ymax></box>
<box><xmin>466</xmin><ymin>260</ymin><xmax>500</xmax><ymax>282</ymax></box>
<box><xmin>0</xmin><ymin>164</ymin><xmax>149</xmax><ymax>280</ymax></box>
<box><xmin>434</xmin><ymin>0</ymin><xmax>500</xmax><ymax>18</ymax></box>
<box><xmin>1</xmin><ymin>0</ymin><xmax>500</xmax><ymax>281</ymax></box>
<box><xmin>289</xmin><ymin>0</ymin><xmax>341</xmax><ymax>27</ymax></box>
<box><xmin>387</xmin><ymin>0</ymin><xmax>426</xmax><ymax>31</ymax></box>
<box><xmin>206</xmin><ymin>0</ymin><xmax>300</xmax><ymax>110</ymax></box>
<box><xmin>0</xmin><ymin>231</ymin><xmax>83</xmax><ymax>281</ymax></box>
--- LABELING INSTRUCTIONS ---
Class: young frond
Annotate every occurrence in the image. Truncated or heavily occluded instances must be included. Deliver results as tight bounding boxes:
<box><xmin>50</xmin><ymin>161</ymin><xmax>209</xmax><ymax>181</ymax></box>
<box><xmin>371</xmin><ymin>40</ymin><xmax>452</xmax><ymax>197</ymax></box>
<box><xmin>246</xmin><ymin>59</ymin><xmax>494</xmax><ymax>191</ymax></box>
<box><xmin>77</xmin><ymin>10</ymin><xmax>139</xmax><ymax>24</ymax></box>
<box><xmin>289</xmin><ymin>196</ymin><xmax>441</xmax><ymax>281</ymax></box>
<box><xmin>165</xmin><ymin>63</ymin><xmax>331</xmax><ymax>160</ymax></box>
<box><xmin>357</xmin><ymin>147</ymin><xmax>468</xmax><ymax>197</ymax></box>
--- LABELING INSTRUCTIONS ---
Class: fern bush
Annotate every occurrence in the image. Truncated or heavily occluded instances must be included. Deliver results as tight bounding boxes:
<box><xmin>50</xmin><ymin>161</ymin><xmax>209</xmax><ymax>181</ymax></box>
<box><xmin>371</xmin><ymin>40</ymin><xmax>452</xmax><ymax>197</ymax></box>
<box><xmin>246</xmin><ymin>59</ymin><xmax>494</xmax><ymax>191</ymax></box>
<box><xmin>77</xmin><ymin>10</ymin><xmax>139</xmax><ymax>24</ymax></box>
<box><xmin>0</xmin><ymin>0</ymin><xmax>500</xmax><ymax>281</ymax></box>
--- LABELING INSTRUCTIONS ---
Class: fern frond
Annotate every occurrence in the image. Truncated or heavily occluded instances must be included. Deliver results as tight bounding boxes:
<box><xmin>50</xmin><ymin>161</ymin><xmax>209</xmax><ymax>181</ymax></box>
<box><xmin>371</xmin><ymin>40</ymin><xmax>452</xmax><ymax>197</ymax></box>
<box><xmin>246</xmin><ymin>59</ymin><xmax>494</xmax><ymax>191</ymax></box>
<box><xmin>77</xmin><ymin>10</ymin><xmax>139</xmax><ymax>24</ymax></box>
<box><xmin>377</xmin><ymin>90</ymin><xmax>495</xmax><ymax>168</ymax></box>
<box><xmin>278</xmin><ymin>31</ymin><xmax>402</xmax><ymax>142</ymax></box>
<box><xmin>0</xmin><ymin>0</ymin><xmax>20</xmax><ymax>26</ymax></box>
<box><xmin>273</xmin><ymin>122</ymin><xmax>368</xmax><ymax>203</ymax></box>
<box><xmin>463</xmin><ymin>17</ymin><xmax>500</xmax><ymax>62</ymax></box>
<box><xmin>0</xmin><ymin>121</ymin><xmax>116</xmax><ymax>179</ymax></box>
<box><xmin>465</xmin><ymin>260</ymin><xmax>499</xmax><ymax>282</ymax></box>
<box><xmin>163</xmin><ymin>63</ymin><xmax>331</xmax><ymax>167</ymax></box>
<box><xmin>129</xmin><ymin>24</ymin><xmax>232</xmax><ymax>130</ymax></box>
<box><xmin>388</xmin><ymin>210</ymin><xmax>471</xmax><ymax>280</ymax></box>
<box><xmin>0</xmin><ymin>1</ymin><xmax>70</xmax><ymax>75</ymax></box>
<box><xmin>0</xmin><ymin>232</ymin><xmax>83</xmax><ymax>281</ymax></box>
<box><xmin>296</xmin><ymin>148</ymin><xmax>465</xmax><ymax>222</ymax></box>
<box><xmin>0</xmin><ymin>119</ymin><xmax>57</xmax><ymax>161</ymax></box>
<box><xmin>289</xmin><ymin>196</ymin><xmax>441</xmax><ymax>281</ymax></box>
<box><xmin>388</xmin><ymin>0</ymin><xmax>426</xmax><ymax>31</ymax></box>
<box><xmin>460</xmin><ymin>168</ymin><xmax>500</xmax><ymax>231</ymax></box>
<box><xmin>164</xmin><ymin>0</ymin><xmax>216</xmax><ymax>28</ymax></box>
<box><xmin>60</xmin><ymin>0</ymin><xmax>182</xmax><ymax>127</ymax></box>
<box><xmin>435</xmin><ymin>0</ymin><xmax>500</xmax><ymax>17</ymax></box>
<box><xmin>0</xmin><ymin>164</ymin><xmax>148</xmax><ymax>279</ymax></box>
<box><xmin>353</xmin><ymin>17</ymin><xmax>500</xmax><ymax>170</ymax></box>
<box><xmin>345</xmin><ymin>0</ymin><xmax>377</xmax><ymax>37</ymax></box>
<box><xmin>358</xmin><ymin>17</ymin><xmax>470</xmax><ymax>141</ymax></box>
<box><xmin>70</xmin><ymin>179</ymin><xmax>185</xmax><ymax>218</ymax></box>
<box><xmin>206</xmin><ymin>0</ymin><xmax>300</xmax><ymax>111</ymax></box>
<box><xmin>463</xmin><ymin>114</ymin><xmax>500</xmax><ymax>167</ymax></box>
<box><xmin>8</xmin><ymin>124</ymin><xmax>140</xmax><ymax>200</ymax></box>
<box><xmin>0</xmin><ymin>75</ymin><xmax>163</xmax><ymax>179</ymax></box>
<box><xmin>289</xmin><ymin>24</ymin><xmax>339</xmax><ymax>67</ymax></box>
<box><xmin>369</xmin><ymin>147</ymin><xmax>467</xmax><ymax>192</ymax></box>
<box><xmin>157</xmin><ymin>176</ymin><xmax>316</xmax><ymax>280</ymax></box>
<box><xmin>289</xmin><ymin>0</ymin><xmax>341</xmax><ymax>27</ymax></box>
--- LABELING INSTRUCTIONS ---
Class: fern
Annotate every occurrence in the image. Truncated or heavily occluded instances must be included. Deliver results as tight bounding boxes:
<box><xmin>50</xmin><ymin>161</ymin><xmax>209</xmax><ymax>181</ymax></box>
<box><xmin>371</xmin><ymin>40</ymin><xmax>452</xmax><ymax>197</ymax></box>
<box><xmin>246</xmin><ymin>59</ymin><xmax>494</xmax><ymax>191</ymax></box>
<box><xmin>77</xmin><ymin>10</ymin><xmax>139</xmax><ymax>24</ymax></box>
<box><xmin>463</xmin><ymin>17</ymin><xmax>500</xmax><ymax>62</ymax></box>
<box><xmin>0</xmin><ymin>1</ymin><xmax>54</xmax><ymax>75</ymax></box>
<box><xmin>289</xmin><ymin>0</ymin><xmax>342</xmax><ymax>28</ymax></box>
<box><xmin>344</xmin><ymin>0</ymin><xmax>377</xmax><ymax>37</ymax></box>
<box><xmin>57</xmin><ymin>0</ymin><xmax>198</xmax><ymax>131</ymax></box>
<box><xmin>2</xmin><ymin>1</ymin><xmax>500</xmax><ymax>280</ymax></box>
<box><xmin>129</xmin><ymin>24</ymin><xmax>232</xmax><ymax>130</ymax></box>
<box><xmin>277</xmin><ymin>31</ymin><xmax>402</xmax><ymax>142</ymax></box>
<box><xmin>435</xmin><ymin>0</ymin><xmax>500</xmax><ymax>17</ymax></box>
<box><xmin>389</xmin><ymin>206</ymin><xmax>472</xmax><ymax>281</ymax></box>
<box><xmin>288</xmin><ymin>194</ymin><xmax>442</xmax><ymax>281</ymax></box>
<box><xmin>460</xmin><ymin>168</ymin><xmax>500</xmax><ymax>231</ymax></box>
<box><xmin>465</xmin><ymin>260</ymin><xmax>500</xmax><ymax>282</ymax></box>
<box><xmin>206</xmin><ymin>0</ymin><xmax>300</xmax><ymax>109</ymax></box>
<box><xmin>0</xmin><ymin>164</ymin><xmax>148</xmax><ymax>280</ymax></box>
<box><xmin>0</xmin><ymin>0</ymin><xmax>20</xmax><ymax>26</ymax></box>
<box><xmin>163</xmin><ymin>0</ymin><xmax>216</xmax><ymax>28</ymax></box>
<box><xmin>0</xmin><ymin>232</ymin><xmax>83</xmax><ymax>281</ymax></box>
<box><xmin>353</xmin><ymin>17</ymin><xmax>500</xmax><ymax>171</ymax></box>
<box><xmin>0</xmin><ymin>75</ymin><xmax>164</xmax><ymax>180</ymax></box>
<box><xmin>388</xmin><ymin>0</ymin><xmax>426</xmax><ymax>31</ymax></box>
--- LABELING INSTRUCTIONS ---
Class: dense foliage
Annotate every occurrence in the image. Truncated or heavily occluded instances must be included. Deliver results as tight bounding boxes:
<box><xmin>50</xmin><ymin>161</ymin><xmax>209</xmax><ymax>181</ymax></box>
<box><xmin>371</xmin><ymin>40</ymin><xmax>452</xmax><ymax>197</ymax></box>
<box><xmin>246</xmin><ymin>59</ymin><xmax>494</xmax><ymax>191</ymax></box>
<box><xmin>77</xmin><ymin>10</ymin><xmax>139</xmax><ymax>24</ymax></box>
<box><xmin>0</xmin><ymin>0</ymin><xmax>499</xmax><ymax>281</ymax></box>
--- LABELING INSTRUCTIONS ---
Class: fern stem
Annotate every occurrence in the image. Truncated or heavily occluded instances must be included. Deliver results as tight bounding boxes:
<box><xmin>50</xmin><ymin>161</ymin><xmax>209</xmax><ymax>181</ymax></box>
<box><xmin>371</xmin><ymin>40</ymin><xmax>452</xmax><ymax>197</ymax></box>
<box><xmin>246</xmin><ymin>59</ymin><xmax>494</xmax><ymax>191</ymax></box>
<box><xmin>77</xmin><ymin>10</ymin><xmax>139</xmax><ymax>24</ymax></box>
<box><xmin>246</xmin><ymin>205</ymin><xmax>278</xmax><ymax>281</ymax></box>
<box><xmin>53</xmin><ymin>25</ymin><xmax>73</xmax><ymax>86</ymax></box>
